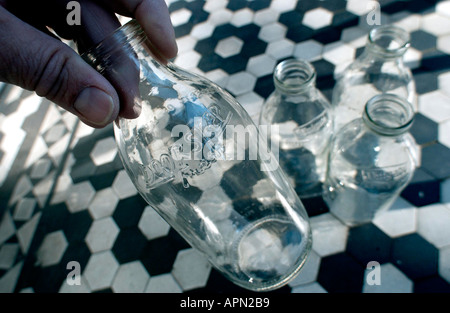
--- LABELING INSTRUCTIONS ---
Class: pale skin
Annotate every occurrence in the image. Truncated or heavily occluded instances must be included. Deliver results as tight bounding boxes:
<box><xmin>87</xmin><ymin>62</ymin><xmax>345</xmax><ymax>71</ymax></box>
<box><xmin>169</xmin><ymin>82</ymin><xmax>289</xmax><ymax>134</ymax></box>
<box><xmin>0</xmin><ymin>0</ymin><xmax>178</xmax><ymax>128</ymax></box>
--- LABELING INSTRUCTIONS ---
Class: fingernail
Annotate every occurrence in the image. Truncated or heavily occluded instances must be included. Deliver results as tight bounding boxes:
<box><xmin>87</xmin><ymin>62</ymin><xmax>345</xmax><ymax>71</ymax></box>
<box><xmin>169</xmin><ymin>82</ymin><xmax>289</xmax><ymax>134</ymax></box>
<box><xmin>74</xmin><ymin>87</ymin><xmax>116</xmax><ymax>126</ymax></box>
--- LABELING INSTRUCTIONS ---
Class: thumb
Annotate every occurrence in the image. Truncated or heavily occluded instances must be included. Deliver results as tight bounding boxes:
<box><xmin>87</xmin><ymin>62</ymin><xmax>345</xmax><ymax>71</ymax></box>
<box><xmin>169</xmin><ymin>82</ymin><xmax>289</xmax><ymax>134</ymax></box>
<box><xmin>0</xmin><ymin>7</ymin><xmax>120</xmax><ymax>128</ymax></box>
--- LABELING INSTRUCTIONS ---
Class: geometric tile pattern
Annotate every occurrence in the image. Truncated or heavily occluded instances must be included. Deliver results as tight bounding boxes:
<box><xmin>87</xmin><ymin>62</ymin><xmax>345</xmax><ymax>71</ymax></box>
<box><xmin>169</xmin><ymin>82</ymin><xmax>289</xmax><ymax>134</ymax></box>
<box><xmin>1</xmin><ymin>0</ymin><xmax>450</xmax><ymax>294</ymax></box>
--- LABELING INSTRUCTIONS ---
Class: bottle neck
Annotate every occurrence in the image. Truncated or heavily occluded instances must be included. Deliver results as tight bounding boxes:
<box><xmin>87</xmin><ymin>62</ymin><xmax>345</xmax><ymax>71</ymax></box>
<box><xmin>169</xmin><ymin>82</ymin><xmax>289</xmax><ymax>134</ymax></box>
<box><xmin>273</xmin><ymin>59</ymin><xmax>316</xmax><ymax>96</ymax></box>
<box><xmin>362</xmin><ymin>94</ymin><xmax>414</xmax><ymax>136</ymax></box>
<box><xmin>363</xmin><ymin>25</ymin><xmax>410</xmax><ymax>61</ymax></box>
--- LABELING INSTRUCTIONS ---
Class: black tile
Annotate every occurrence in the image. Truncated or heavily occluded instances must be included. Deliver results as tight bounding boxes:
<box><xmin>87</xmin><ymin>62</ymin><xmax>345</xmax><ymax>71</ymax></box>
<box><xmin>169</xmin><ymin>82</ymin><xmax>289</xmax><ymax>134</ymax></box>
<box><xmin>409</xmin><ymin>113</ymin><xmax>439</xmax><ymax>145</ymax></box>
<box><xmin>321</xmin><ymin>0</ymin><xmax>347</xmax><ymax>12</ymax></box>
<box><xmin>239</xmin><ymin>38</ymin><xmax>267</xmax><ymax>59</ymax></box>
<box><xmin>410</xmin><ymin>30</ymin><xmax>437</xmax><ymax>52</ymax></box>
<box><xmin>226</xmin><ymin>0</ymin><xmax>248</xmax><ymax>11</ymax></box>
<box><xmin>414</xmin><ymin>275</ymin><xmax>450</xmax><ymax>293</ymax></box>
<box><xmin>401</xmin><ymin>168</ymin><xmax>440</xmax><ymax>207</ymax></box>
<box><xmin>421</xmin><ymin>50</ymin><xmax>450</xmax><ymax>74</ymax></box>
<box><xmin>295</xmin><ymin>0</ymin><xmax>321</xmax><ymax>12</ymax></box>
<box><xmin>194</xmin><ymin>37</ymin><xmax>218</xmax><ymax>55</ymax></box>
<box><xmin>235</xmin><ymin>24</ymin><xmax>261</xmax><ymax>41</ymax></box>
<box><xmin>332</xmin><ymin>11</ymin><xmax>359</xmax><ymax>30</ymax></box>
<box><xmin>301</xmin><ymin>196</ymin><xmax>329</xmax><ymax>217</ymax></box>
<box><xmin>248</xmin><ymin>0</ymin><xmax>271</xmax><ymax>11</ymax></box>
<box><xmin>279</xmin><ymin>11</ymin><xmax>304</xmax><ymax>28</ymax></box>
<box><xmin>220</xmin><ymin>54</ymin><xmax>249</xmax><ymax>75</ymax></box>
<box><xmin>412</xmin><ymin>70</ymin><xmax>439</xmax><ymax>95</ymax></box>
<box><xmin>112</xmin><ymin>227</ymin><xmax>148</xmax><ymax>264</ymax></box>
<box><xmin>70</xmin><ymin>157</ymin><xmax>97</xmax><ymax>184</ymax></box>
<box><xmin>212</xmin><ymin>24</ymin><xmax>240</xmax><ymax>41</ymax></box>
<box><xmin>312</xmin><ymin>26</ymin><xmax>342</xmax><ymax>45</ymax></box>
<box><xmin>346</xmin><ymin>223</ymin><xmax>392</xmax><ymax>266</ymax></box>
<box><xmin>220</xmin><ymin>160</ymin><xmax>264</xmax><ymax>200</ymax></box>
<box><xmin>254</xmin><ymin>74</ymin><xmax>274</xmax><ymax>99</ymax></box>
<box><xmin>89</xmin><ymin>170</ymin><xmax>119</xmax><ymax>191</ymax></box>
<box><xmin>286</xmin><ymin>25</ymin><xmax>315</xmax><ymax>43</ymax></box>
<box><xmin>174</xmin><ymin>22</ymin><xmax>194</xmax><ymax>38</ymax></box>
<box><xmin>197</xmin><ymin>54</ymin><xmax>224</xmax><ymax>73</ymax></box>
<box><xmin>113</xmin><ymin>195</ymin><xmax>147</xmax><ymax>229</ymax></box>
<box><xmin>420</xmin><ymin>142</ymin><xmax>450</xmax><ymax>180</ymax></box>
<box><xmin>390</xmin><ymin>233</ymin><xmax>439</xmax><ymax>280</ymax></box>
<box><xmin>62</xmin><ymin>210</ymin><xmax>93</xmax><ymax>243</ymax></box>
<box><xmin>317</xmin><ymin>252</ymin><xmax>365</xmax><ymax>293</ymax></box>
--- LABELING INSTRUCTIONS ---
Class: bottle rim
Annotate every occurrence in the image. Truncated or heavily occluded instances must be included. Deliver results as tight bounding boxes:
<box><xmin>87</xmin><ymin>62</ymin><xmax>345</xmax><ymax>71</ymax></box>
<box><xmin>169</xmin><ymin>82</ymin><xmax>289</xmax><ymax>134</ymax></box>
<box><xmin>367</xmin><ymin>25</ymin><xmax>410</xmax><ymax>58</ymax></box>
<box><xmin>363</xmin><ymin>93</ymin><xmax>414</xmax><ymax>136</ymax></box>
<box><xmin>273</xmin><ymin>58</ymin><xmax>316</xmax><ymax>94</ymax></box>
<box><xmin>81</xmin><ymin>20</ymin><xmax>146</xmax><ymax>72</ymax></box>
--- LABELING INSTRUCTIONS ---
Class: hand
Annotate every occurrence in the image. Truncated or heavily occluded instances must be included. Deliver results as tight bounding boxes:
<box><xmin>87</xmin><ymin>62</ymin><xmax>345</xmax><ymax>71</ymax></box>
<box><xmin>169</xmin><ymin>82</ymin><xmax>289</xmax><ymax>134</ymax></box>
<box><xmin>0</xmin><ymin>0</ymin><xmax>178</xmax><ymax>128</ymax></box>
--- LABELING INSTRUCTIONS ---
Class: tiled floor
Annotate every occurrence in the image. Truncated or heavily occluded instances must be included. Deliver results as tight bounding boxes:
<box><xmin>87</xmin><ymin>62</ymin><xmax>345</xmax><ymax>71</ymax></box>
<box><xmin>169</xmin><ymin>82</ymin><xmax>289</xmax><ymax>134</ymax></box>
<box><xmin>1</xmin><ymin>0</ymin><xmax>450</xmax><ymax>293</ymax></box>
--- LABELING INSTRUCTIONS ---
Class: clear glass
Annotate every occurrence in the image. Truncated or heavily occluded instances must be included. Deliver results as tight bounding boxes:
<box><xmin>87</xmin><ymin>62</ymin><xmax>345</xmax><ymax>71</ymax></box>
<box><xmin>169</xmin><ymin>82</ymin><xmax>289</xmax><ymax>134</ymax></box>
<box><xmin>82</xmin><ymin>20</ymin><xmax>311</xmax><ymax>292</ymax></box>
<box><xmin>332</xmin><ymin>25</ymin><xmax>416</xmax><ymax>131</ymax></box>
<box><xmin>259</xmin><ymin>59</ymin><xmax>333</xmax><ymax>198</ymax></box>
<box><xmin>323</xmin><ymin>93</ymin><xmax>418</xmax><ymax>226</ymax></box>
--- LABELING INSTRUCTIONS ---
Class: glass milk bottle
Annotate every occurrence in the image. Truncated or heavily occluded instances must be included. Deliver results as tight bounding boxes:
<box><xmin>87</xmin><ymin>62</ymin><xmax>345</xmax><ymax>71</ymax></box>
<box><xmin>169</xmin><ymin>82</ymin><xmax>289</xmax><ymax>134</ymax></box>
<box><xmin>323</xmin><ymin>94</ymin><xmax>418</xmax><ymax>226</ymax></box>
<box><xmin>259</xmin><ymin>59</ymin><xmax>333</xmax><ymax>198</ymax></box>
<box><xmin>82</xmin><ymin>20</ymin><xmax>311</xmax><ymax>292</ymax></box>
<box><xmin>332</xmin><ymin>25</ymin><xmax>416</xmax><ymax>130</ymax></box>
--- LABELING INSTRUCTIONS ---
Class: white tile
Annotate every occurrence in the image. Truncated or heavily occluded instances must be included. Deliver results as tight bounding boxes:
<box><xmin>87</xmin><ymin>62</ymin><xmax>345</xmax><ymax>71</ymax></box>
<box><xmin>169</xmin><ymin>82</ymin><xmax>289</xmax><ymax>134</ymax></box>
<box><xmin>438</xmin><ymin>35</ymin><xmax>450</xmax><ymax>54</ymax></box>
<box><xmin>0</xmin><ymin>212</ymin><xmax>16</xmax><ymax>246</ymax></box>
<box><xmin>246</xmin><ymin>54</ymin><xmax>277</xmax><ymax>78</ymax></box>
<box><xmin>13</xmin><ymin>198</ymin><xmax>36</xmax><ymax>221</ymax></box>
<box><xmin>0</xmin><ymin>261</ymin><xmax>23</xmax><ymax>293</ymax></box>
<box><xmin>291</xmin><ymin>282</ymin><xmax>327</xmax><ymax>293</ymax></box>
<box><xmin>44</xmin><ymin>123</ymin><xmax>67</xmax><ymax>144</ymax></box>
<box><xmin>236</xmin><ymin>92</ymin><xmax>264</xmax><ymax>123</ymax></box>
<box><xmin>439</xmin><ymin>120</ymin><xmax>450</xmax><ymax>149</ymax></box>
<box><xmin>323</xmin><ymin>42</ymin><xmax>356</xmax><ymax>66</ymax></box>
<box><xmin>293</xmin><ymin>40</ymin><xmax>323</xmax><ymax>62</ymax></box>
<box><xmin>172</xmin><ymin>248</ymin><xmax>212</xmax><ymax>291</ymax></box>
<box><xmin>36</xmin><ymin>230</ymin><xmax>68</xmax><ymax>267</ymax></box>
<box><xmin>176</xmin><ymin>35</ymin><xmax>197</xmax><ymax>53</ymax></box>
<box><xmin>258</xmin><ymin>22</ymin><xmax>287</xmax><ymax>42</ymax></box>
<box><xmin>138</xmin><ymin>206</ymin><xmax>171</xmax><ymax>240</ymax></box>
<box><xmin>174</xmin><ymin>50</ymin><xmax>201</xmax><ymax>69</ymax></box>
<box><xmin>112</xmin><ymin>170</ymin><xmax>138</xmax><ymax>200</ymax></box>
<box><xmin>112</xmin><ymin>261</ymin><xmax>150</xmax><ymax>293</ymax></box>
<box><xmin>191</xmin><ymin>22</ymin><xmax>215</xmax><ymax>40</ymax></box>
<box><xmin>437</xmin><ymin>1</ymin><xmax>450</xmax><ymax>18</ymax></box>
<box><xmin>30</xmin><ymin>158</ymin><xmax>52</xmax><ymax>180</ymax></box>
<box><xmin>90</xmin><ymin>137</ymin><xmax>117</xmax><ymax>166</ymax></box>
<box><xmin>253</xmin><ymin>8</ymin><xmax>279</xmax><ymax>26</ymax></box>
<box><xmin>417</xmin><ymin>203</ymin><xmax>450</xmax><ymax>248</ymax></box>
<box><xmin>215</xmin><ymin>36</ymin><xmax>244</xmax><ymax>58</ymax></box>
<box><xmin>403</xmin><ymin>47</ymin><xmax>422</xmax><ymax>70</ymax></box>
<box><xmin>203</xmin><ymin>0</ymin><xmax>227</xmax><ymax>13</ymax></box>
<box><xmin>439</xmin><ymin>71</ymin><xmax>450</xmax><ymax>98</ymax></box>
<box><xmin>59</xmin><ymin>276</ymin><xmax>91</xmax><ymax>293</ymax></box>
<box><xmin>270</xmin><ymin>0</ymin><xmax>297</xmax><ymax>13</ymax></box>
<box><xmin>65</xmin><ymin>181</ymin><xmax>95</xmax><ymax>213</ymax></box>
<box><xmin>373</xmin><ymin>197</ymin><xmax>417</xmax><ymax>238</ymax></box>
<box><xmin>362</xmin><ymin>263</ymin><xmax>413</xmax><ymax>293</ymax></box>
<box><xmin>84</xmin><ymin>251</ymin><xmax>119</xmax><ymax>291</ymax></box>
<box><xmin>0</xmin><ymin>244</ymin><xmax>20</xmax><ymax>270</ymax></box>
<box><xmin>88</xmin><ymin>188</ymin><xmax>119</xmax><ymax>220</ymax></box>
<box><xmin>341</xmin><ymin>26</ymin><xmax>368</xmax><ymax>48</ymax></box>
<box><xmin>204</xmin><ymin>69</ymin><xmax>229</xmax><ymax>88</ymax></box>
<box><xmin>418</xmin><ymin>91</ymin><xmax>450</xmax><ymax>123</ymax></box>
<box><xmin>391</xmin><ymin>13</ymin><xmax>422</xmax><ymax>33</ymax></box>
<box><xmin>8</xmin><ymin>175</ymin><xmax>33</xmax><ymax>207</ymax></box>
<box><xmin>32</xmin><ymin>170</ymin><xmax>56</xmax><ymax>208</ymax></box>
<box><xmin>208</xmin><ymin>9</ymin><xmax>233</xmax><ymax>26</ymax></box>
<box><xmin>85</xmin><ymin>217</ymin><xmax>120</xmax><ymax>253</ymax></box>
<box><xmin>16</xmin><ymin>213</ymin><xmax>41</xmax><ymax>254</ymax></box>
<box><xmin>226</xmin><ymin>72</ymin><xmax>257</xmax><ymax>96</ymax></box>
<box><xmin>145</xmin><ymin>273</ymin><xmax>182</xmax><ymax>293</ymax></box>
<box><xmin>171</xmin><ymin>8</ymin><xmax>192</xmax><ymax>27</ymax></box>
<box><xmin>346</xmin><ymin>0</ymin><xmax>373</xmax><ymax>16</ymax></box>
<box><xmin>421</xmin><ymin>13</ymin><xmax>450</xmax><ymax>36</ymax></box>
<box><xmin>266</xmin><ymin>39</ymin><xmax>295</xmax><ymax>60</ymax></box>
<box><xmin>310</xmin><ymin>213</ymin><xmax>349</xmax><ymax>257</ymax></box>
<box><xmin>302</xmin><ymin>8</ymin><xmax>333</xmax><ymax>30</ymax></box>
<box><xmin>288</xmin><ymin>250</ymin><xmax>321</xmax><ymax>287</ymax></box>
<box><xmin>230</xmin><ymin>8</ymin><xmax>254</xmax><ymax>27</ymax></box>
<box><xmin>439</xmin><ymin>245</ymin><xmax>450</xmax><ymax>283</ymax></box>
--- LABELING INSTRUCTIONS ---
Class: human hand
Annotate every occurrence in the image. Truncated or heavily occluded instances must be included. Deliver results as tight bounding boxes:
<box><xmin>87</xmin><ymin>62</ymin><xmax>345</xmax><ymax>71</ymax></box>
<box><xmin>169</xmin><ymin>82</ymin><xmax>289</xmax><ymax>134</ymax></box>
<box><xmin>0</xmin><ymin>0</ymin><xmax>178</xmax><ymax>128</ymax></box>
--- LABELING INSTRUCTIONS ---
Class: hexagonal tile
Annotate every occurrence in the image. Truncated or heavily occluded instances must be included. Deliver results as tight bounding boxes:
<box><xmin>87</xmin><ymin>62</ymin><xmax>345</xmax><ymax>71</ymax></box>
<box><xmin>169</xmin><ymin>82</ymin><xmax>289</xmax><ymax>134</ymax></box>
<box><xmin>111</xmin><ymin>261</ymin><xmax>150</xmax><ymax>293</ymax></box>
<box><xmin>293</xmin><ymin>39</ymin><xmax>323</xmax><ymax>61</ymax></box>
<box><xmin>322</xmin><ymin>41</ymin><xmax>355</xmax><ymax>66</ymax></box>
<box><xmin>208</xmin><ymin>8</ymin><xmax>233</xmax><ymax>26</ymax></box>
<box><xmin>373</xmin><ymin>197</ymin><xmax>417</xmax><ymax>238</ymax></box>
<box><xmin>302</xmin><ymin>8</ymin><xmax>333</xmax><ymax>30</ymax></box>
<box><xmin>174</xmin><ymin>50</ymin><xmax>202</xmax><ymax>70</ymax></box>
<box><xmin>362</xmin><ymin>263</ymin><xmax>413</xmax><ymax>293</ymax></box>
<box><xmin>418</xmin><ymin>91</ymin><xmax>450</xmax><ymax>123</ymax></box>
<box><xmin>138</xmin><ymin>206</ymin><xmax>170</xmax><ymax>240</ymax></box>
<box><xmin>190</xmin><ymin>22</ymin><xmax>215</xmax><ymax>40</ymax></box>
<box><xmin>246</xmin><ymin>54</ymin><xmax>277</xmax><ymax>77</ymax></box>
<box><xmin>310</xmin><ymin>213</ymin><xmax>348</xmax><ymax>257</ymax></box>
<box><xmin>214</xmin><ymin>36</ymin><xmax>244</xmax><ymax>58</ymax></box>
<box><xmin>266</xmin><ymin>38</ymin><xmax>295</xmax><ymax>60</ymax></box>
<box><xmin>112</xmin><ymin>170</ymin><xmax>138</xmax><ymax>200</ymax></box>
<box><xmin>226</xmin><ymin>71</ymin><xmax>257</xmax><ymax>96</ymax></box>
<box><xmin>36</xmin><ymin>230</ymin><xmax>68</xmax><ymax>267</ymax></box>
<box><xmin>84</xmin><ymin>251</ymin><xmax>119</xmax><ymax>291</ymax></box>
<box><xmin>65</xmin><ymin>182</ymin><xmax>95</xmax><ymax>214</ymax></box>
<box><xmin>171</xmin><ymin>8</ymin><xmax>192</xmax><ymax>27</ymax></box>
<box><xmin>417</xmin><ymin>204</ymin><xmax>450</xmax><ymax>249</ymax></box>
<box><xmin>439</xmin><ymin>71</ymin><xmax>450</xmax><ymax>98</ymax></box>
<box><xmin>145</xmin><ymin>273</ymin><xmax>182</xmax><ymax>293</ymax></box>
<box><xmin>172</xmin><ymin>248</ymin><xmax>212</xmax><ymax>291</ymax></box>
<box><xmin>288</xmin><ymin>250</ymin><xmax>321</xmax><ymax>287</ymax></box>
<box><xmin>89</xmin><ymin>137</ymin><xmax>117</xmax><ymax>167</ymax></box>
<box><xmin>85</xmin><ymin>217</ymin><xmax>120</xmax><ymax>253</ymax></box>
<box><xmin>421</xmin><ymin>13</ymin><xmax>450</xmax><ymax>36</ymax></box>
<box><xmin>230</xmin><ymin>8</ymin><xmax>254</xmax><ymax>27</ymax></box>
<box><xmin>438</xmin><ymin>35</ymin><xmax>450</xmax><ymax>55</ymax></box>
<box><xmin>88</xmin><ymin>187</ymin><xmax>119</xmax><ymax>219</ymax></box>
<box><xmin>270</xmin><ymin>0</ymin><xmax>297</xmax><ymax>13</ymax></box>
<box><xmin>439</xmin><ymin>245</ymin><xmax>450</xmax><ymax>284</ymax></box>
<box><xmin>346</xmin><ymin>0</ymin><xmax>373</xmax><ymax>16</ymax></box>
<box><xmin>258</xmin><ymin>22</ymin><xmax>287</xmax><ymax>42</ymax></box>
<box><xmin>254</xmin><ymin>8</ymin><xmax>279</xmax><ymax>26</ymax></box>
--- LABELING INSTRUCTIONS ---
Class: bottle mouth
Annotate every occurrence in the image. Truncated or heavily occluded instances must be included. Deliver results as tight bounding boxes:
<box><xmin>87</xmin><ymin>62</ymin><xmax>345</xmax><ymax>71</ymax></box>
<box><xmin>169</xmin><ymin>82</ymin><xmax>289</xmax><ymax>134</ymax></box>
<box><xmin>81</xmin><ymin>20</ymin><xmax>146</xmax><ymax>73</ymax></box>
<box><xmin>273</xmin><ymin>59</ymin><xmax>316</xmax><ymax>94</ymax></box>
<box><xmin>363</xmin><ymin>94</ymin><xmax>414</xmax><ymax>136</ymax></box>
<box><xmin>367</xmin><ymin>25</ymin><xmax>410</xmax><ymax>58</ymax></box>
